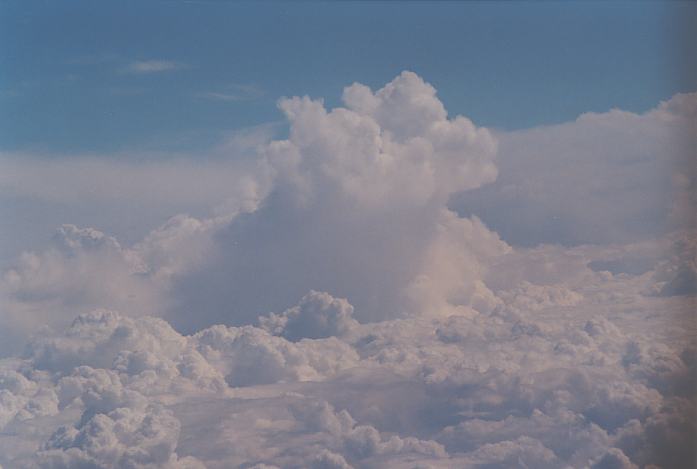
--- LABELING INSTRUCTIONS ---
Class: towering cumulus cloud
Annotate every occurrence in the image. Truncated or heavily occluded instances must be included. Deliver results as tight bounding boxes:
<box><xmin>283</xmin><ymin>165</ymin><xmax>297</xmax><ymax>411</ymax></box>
<box><xmin>0</xmin><ymin>72</ymin><xmax>695</xmax><ymax>467</ymax></box>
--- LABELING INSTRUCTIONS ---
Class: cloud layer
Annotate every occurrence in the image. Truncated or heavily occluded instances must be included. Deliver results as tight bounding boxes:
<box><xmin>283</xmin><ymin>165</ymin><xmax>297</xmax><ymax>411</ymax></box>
<box><xmin>0</xmin><ymin>72</ymin><xmax>695</xmax><ymax>467</ymax></box>
<box><xmin>453</xmin><ymin>92</ymin><xmax>697</xmax><ymax>246</ymax></box>
<box><xmin>0</xmin><ymin>281</ymin><xmax>693</xmax><ymax>467</ymax></box>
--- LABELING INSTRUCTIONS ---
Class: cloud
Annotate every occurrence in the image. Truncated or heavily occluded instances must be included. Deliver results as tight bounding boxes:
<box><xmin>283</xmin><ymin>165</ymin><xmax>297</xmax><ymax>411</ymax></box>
<box><xmin>37</xmin><ymin>405</ymin><xmax>205</xmax><ymax>468</ymax></box>
<box><xmin>452</xmin><ymin>92</ymin><xmax>697</xmax><ymax>246</ymax></box>
<box><xmin>0</xmin><ymin>151</ymin><xmax>264</xmax><ymax>211</ymax></box>
<box><xmin>645</xmin><ymin>232</ymin><xmax>697</xmax><ymax>297</ymax></box>
<box><xmin>4</xmin><ymin>74</ymin><xmax>692</xmax><ymax>338</ymax></box>
<box><xmin>0</xmin><ymin>145</ymin><xmax>267</xmax><ymax>272</ymax></box>
<box><xmin>0</xmin><ymin>72</ymin><xmax>695</xmax><ymax>467</ymax></box>
<box><xmin>259</xmin><ymin>290</ymin><xmax>359</xmax><ymax>341</ymax></box>
<box><xmin>124</xmin><ymin>60</ymin><xmax>185</xmax><ymax>74</ymax></box>
<box><xmin>167</xmin><ymin>71</ymin><xmax>503</xmax><ymax>332</ymax></box>
<box><xmin>592</xmin><ymin>448</ymin><xmax>639</xmax><ymax>469</ymax></box>
<box><xmin>196</xmin><ymin>84</ymin><xmax>264</xmax><ymax>102</ymax></box>
<box><xmin>0</xmin><ymin>278</ymin><xmax>693</xmax><ymax>467</ymax></box>
<box><xmin>0</xmin><ymin>224</ymin><xmax>176</xmax><ymax>356</ymax></box>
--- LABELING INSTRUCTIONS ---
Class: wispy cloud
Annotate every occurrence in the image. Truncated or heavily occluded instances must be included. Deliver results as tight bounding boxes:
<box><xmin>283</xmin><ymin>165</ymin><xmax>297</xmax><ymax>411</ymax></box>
<box><xmin>125</xmin><ymin>59</ymin><xmax>185</xmax><ymax>74</ymax></box>
<box><xmin>196</xmin><ymin>83</ymin><xmax>264</xmax><ymax>102</ymax></box>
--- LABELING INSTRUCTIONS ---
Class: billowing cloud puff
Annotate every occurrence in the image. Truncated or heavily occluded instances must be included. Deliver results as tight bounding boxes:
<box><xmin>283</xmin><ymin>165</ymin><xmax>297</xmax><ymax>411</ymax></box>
<box><xmin>273</xmin><ymin>71</ymin><xmax>498</xmax><ymax>209</ymax></box>
<box><xmin>0</xmin><ymin>363</ymin><xmax>58</xmax><ymax>430</ymax></box>
<box><xmin>0</xmin><ymin>213</ymin><xmax>228</xmax><ymax>356</ymax></box>
<box><xmin>28</xmin><ymin>310</ymin><xmax>187</xmax><ymax>374</ymax></box>
<box><xmin>259</xmin><ymin>290</ymin><xmax>359</xmax><ymax>341</ymax></box>
<box><xmin>193</xmin><ymin>323</ymin><xmax>359</xmax><ymax>387</ymax></box>
<box><xmin>0</xmin><ymin>225</ymin><xmax>162</xmax><ymax>356</ymax></box>
<box><xmin>37</xmin><ymin>400</ymin><xmax>204</xmax><ymax>469</ymax></box>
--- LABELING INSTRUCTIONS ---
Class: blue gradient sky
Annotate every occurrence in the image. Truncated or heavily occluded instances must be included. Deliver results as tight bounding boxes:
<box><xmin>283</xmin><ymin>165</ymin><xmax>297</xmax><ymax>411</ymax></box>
<box><xmin>1</xmin><ymin>1</ymin><xmax>695</xmax><ymax>154</ymax></box>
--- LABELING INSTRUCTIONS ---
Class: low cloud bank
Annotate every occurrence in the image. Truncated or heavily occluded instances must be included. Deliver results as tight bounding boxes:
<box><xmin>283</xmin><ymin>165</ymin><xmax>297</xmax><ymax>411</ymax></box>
<box><xmin>0</xmin><ymin>282</ymin><xmax>694</xmax><ymax>467</ymax></box>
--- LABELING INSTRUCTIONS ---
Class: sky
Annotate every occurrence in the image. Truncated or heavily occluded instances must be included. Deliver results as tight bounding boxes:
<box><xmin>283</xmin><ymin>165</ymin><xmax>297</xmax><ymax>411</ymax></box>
<box><xmin>0</xmin><ymin>2</ymin><xmax>696</xmax><ymax>468</ymax></box>
<box><xmin>1</xmin><ymin>0</ymin><xmax>696</xmax><ymax>265</ymax></box>
<box><xmin>1</xmin><ymin>1</ymin><xmax>696</xmax><ymax>153</ymax></box>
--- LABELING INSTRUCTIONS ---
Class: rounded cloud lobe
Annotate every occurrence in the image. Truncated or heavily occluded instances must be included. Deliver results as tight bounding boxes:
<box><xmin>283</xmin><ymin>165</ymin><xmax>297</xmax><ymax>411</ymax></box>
<box><xmin>259</xmin><ymin>290</ymin><xmax>359</xmax><ymax>341</ymax></box>
<box><xmin>0</xmin><ymin>72</ymin><xmax>695</xmax><ymax>467</ymax></box>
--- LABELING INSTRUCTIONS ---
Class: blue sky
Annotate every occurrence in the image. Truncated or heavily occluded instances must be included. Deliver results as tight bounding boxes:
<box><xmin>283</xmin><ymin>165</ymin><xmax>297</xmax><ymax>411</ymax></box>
<box><xmin>1</xmin><ymin>1</ymin><xmax>695</xmax><ymax>154</ymax></box>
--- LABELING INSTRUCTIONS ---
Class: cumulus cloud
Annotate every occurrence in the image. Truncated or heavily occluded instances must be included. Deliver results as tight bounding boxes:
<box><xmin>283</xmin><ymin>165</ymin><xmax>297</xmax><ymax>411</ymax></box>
<box><xmin>1</xmin><ymin>281</ymin><xmax>693</xmax><ymax>467</ymax></box>
<box><xmin>168</xmin><ymin>71</ymin><xmax>504</xmax><ymax>332</ymax></box>
<box><xmin>0</xmin><ymin>72</ymin><xmax>695</xmax><ymax>467</ymax></box>
<box><xmin>0</xmin><ymin>225</ymin><xmax>160</xmax><ymax>355</ymax></box>
<box><xmin>259</xmin><ymin>290</ymin><xmax>359</xmax><ymax>341</ymax></box>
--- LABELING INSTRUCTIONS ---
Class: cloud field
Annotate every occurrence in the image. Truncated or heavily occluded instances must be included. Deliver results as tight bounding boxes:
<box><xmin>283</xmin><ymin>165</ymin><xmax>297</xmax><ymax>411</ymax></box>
<box><xmin>0</xmin><ymin>72</ymin><xmax>695</xmax><ymax>468</ymax></box>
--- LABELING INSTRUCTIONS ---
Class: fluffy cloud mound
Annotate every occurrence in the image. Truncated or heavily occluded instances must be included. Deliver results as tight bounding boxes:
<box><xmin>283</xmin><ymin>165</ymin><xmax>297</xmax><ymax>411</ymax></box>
<box><xmin>37</xmin><ymin>403</ymin><xmax>204</xmax><ymax>469</ymax></box>
<box><xmin>275</xmin><ymin>71</ymin><xmax>498</xmax><ymax>208</ymax></box>
<box><xmin>0</xmin><ymin>363</ymin><xmax>58</xmax><ymax>430</ymax></box>
<box><xmin>0</xmin><ymin>214</ymin><xmax>224</xmax><ymax>356</ymax></box>
<box><xmin>28</xmin><ymin>310</ymin><xmax>187</xmax><ymax>374</ymax></box>
<box><xmin>192</xmin><ymin>322</ymin><xmax>358</xmax><ymax>387</ymax></box>
<box><xmin>259</xmin><ymin>290</ymin><xmax>359</xmax><ymax>341</ymax></box>
<box><xmin>0</xmin><ymin>225</ymin><xmax>155</xmax><ymax>355</ymax></box>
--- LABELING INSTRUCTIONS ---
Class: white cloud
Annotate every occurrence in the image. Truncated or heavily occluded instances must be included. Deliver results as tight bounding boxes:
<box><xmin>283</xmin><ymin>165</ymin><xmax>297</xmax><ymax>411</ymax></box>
<box><xmin>196</xmin><ymin>84</ymin><xmax>264</xmax><ymax>102</ymax></box>
<box><xmin>37</xmin><ymin>401</ymin><xmax>204</xmax><ymax>468</ymax></box>
<box><xmin>452</xmin><ymin>92</ymin><xmax>697</xmax><ymax>246</ymax></box>
<box><xmin>0</xmin><ymin>72</ymin><xmax>694</xmax><ymax>467</ymax></box>
<box><xmin>0</xmin><ymin>146</ymin><xmax>267</xmax><ymax>271</ymax></box>
<box><xmin>0</xmin><ymin>281</ymin><xmax>693</xmax><ymax>467</ymax></box>
<box><xmin>165</xmin><ymin>71</ymin><xmax>504</xmax><ymax>332</ymax></box>
<box><xmin>0</xmin><ymin>151</ymin><xmax>264</xmax><ymax>212</ymax></box>
<box><xmin>259</xmin><ymin>290</ymin><xmax>359</xmax><ymax>341</ymax></box>
<box><xmin>125</xmin><ymin>60</ymin><xmax>185</xmax><ymax>74</ymax></box>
